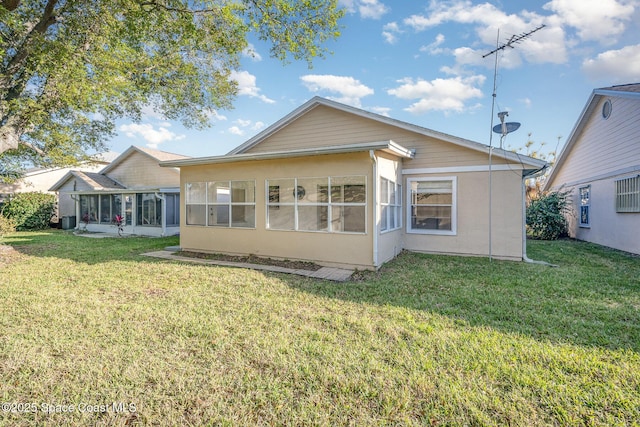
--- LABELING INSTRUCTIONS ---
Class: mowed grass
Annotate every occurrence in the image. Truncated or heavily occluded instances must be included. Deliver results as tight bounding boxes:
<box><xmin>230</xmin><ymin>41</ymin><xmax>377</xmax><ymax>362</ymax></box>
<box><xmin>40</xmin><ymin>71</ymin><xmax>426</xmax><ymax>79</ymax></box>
<box><xmin>0</xmin><ymin>231</ymin><xmax>639</xmax><ymax>426</ymax></box>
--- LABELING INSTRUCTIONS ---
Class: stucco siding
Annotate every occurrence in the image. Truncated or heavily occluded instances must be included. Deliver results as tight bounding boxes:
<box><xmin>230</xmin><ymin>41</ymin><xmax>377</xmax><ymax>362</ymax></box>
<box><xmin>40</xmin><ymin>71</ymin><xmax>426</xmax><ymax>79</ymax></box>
<box><xmin>178</xmin><ymin>152</ymin><xmax>377</xmax><ymax>269</ymax></box>
<box><xmin>107</xmin><ymin>151</ymin><xmax>180</xmax><ymax>189</ymax></box>
<box><xmin>403</xmin><ymin>169</ymin><xmax>524</xmax><ymax>260</ymax></box>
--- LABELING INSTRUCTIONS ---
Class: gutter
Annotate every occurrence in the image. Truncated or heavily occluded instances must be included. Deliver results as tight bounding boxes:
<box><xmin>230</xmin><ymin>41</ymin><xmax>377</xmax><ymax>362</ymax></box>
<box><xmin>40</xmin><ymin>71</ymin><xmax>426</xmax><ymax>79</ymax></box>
<box><xmin>370</xmin><ymin>150</ymin><xmax>379</xmax><ymax>268</ymax></box>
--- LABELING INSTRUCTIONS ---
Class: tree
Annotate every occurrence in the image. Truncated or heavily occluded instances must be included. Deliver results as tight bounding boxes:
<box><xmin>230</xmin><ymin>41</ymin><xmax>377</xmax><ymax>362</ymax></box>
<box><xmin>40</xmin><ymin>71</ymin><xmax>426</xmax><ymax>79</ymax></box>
<box><xmin>0</xmin><ymin>0</ymin><xmax>343</xmax><ymax>177</ymax></box>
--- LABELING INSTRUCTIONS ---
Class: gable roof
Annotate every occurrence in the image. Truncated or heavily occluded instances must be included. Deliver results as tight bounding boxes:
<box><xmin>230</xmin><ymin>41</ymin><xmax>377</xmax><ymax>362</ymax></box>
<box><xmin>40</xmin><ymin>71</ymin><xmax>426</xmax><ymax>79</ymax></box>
<box><xmin>99</xmin><ymin>145</ymin><xmax>189</xmax><ymax>175</ymax></box>
<box><xmin>227</xmin><ymin>96</ymin><xmax>547</xmax><ymax>171</ymax></box>
<box><xmin>545</xmin><ymin>83</ymin><xmax>640</xmax><ymax>189</ymax></box>
<box><xmin>49</xmin><ymin>170</ymin><xmax>126</xmax><ymax>192</ymax></box>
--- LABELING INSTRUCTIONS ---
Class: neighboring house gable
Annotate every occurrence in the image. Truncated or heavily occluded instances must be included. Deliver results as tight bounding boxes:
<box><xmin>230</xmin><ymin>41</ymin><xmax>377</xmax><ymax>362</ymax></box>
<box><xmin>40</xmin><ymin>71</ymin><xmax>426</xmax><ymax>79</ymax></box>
<box><xmin>99</xmin><ymin>146</ymin><xmax>188</xmax><ymax>189</ymax></box>
<box><xmin>49</xmin><ymin>145</ymin><xmax>189</xmax><ymax>237</ymax></box>
<box><xmin>545</xmin><ymin>83</ymin><xmax>640</xmax><ymax>255</ymax></box>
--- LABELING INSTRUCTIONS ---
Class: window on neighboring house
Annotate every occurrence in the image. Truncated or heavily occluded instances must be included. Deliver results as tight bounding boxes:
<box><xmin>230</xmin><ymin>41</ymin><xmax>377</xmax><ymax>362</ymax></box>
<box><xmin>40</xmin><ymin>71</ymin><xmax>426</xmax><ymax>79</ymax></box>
<box><xmin>137</xmin><ymin>193</ymin><xmax>162</xmax><ymax>227</ymax></box>
<box><xmin>615</xmin><ymin>176</ymin><xmax>640</xmax><ymax>213</ymax></box>
<box><xmin>380</xmin><ymin>177</ymin><xmax>402</xmax><ymax>232</ymax></box>
<box><xmin>579</xmin><ymin>186</ymin><xmax>590</xmax><ymax>227</ymax></box>
<box><xmin>408</xmin><ymin>177</ymin><xmax>456</xmax><ymax>235</ymax></box>
<box><xmin>79</xmin><ymin>195</ymin><xmax>98</xmax><ymax>224</ymax></box>
<box><xmin>165</xmin><ymin>194</ymin><xmax>180</xmax><ymax>226</ymax></box>
<box><xmin>99</xmin><ymin>194</ymin><xmax>122</xmax><ymax>224</ymax></box>
<box><xmin>266</xmin><ymin>176</ymin><xmax>366</xmax><ymax>233</ymax></box>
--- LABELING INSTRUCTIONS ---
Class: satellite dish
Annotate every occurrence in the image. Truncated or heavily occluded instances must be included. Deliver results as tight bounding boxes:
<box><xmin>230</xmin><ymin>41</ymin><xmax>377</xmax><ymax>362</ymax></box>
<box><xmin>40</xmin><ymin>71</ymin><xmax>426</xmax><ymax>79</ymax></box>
<box><xmin>493</xmin><ymin>122</ymin><xmax>521</xmax><ymax>135</ymax></box>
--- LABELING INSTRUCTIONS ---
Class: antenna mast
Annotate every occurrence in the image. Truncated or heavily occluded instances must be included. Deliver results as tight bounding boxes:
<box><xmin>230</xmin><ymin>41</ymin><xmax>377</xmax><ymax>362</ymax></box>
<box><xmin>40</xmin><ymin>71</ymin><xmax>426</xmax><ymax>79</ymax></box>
<box><xmin>483</xmin><ymin>24</ymin><xmax>545</xmax><ymax>262</ymax></box>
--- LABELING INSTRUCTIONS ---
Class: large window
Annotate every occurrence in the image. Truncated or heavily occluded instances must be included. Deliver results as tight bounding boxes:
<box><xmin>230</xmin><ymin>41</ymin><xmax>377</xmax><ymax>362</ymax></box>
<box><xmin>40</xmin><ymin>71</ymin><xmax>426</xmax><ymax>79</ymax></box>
<box><xmin>137</xmin><ymin>193</ymin><xmax>162</xmax><ymax>227</ymax></box>
<box><xmin>407</xmin><ymin>177</ymin><xmax>456</xmax><ymax>235</ymax></box>
<box><xmin>165</xmin><ymin>194</ymin><xmax>180</xmax><ymax>226</ymax></box>
<box><xmin>79</xmin><ymin>195</ymin><xmax>98</xmax><ymax>224</ymax></box>
<box><xmin>267</xmin><ymin>176</ymin><xmax>366</xmax><ymax>233</ymax></box>
<box><xmin>380</xmin><ymin>177</ymin><xmax>402</xmax><ymax>232</ymax></box>
<box><xmin>185</xmin><ymin>182</ymin><xmax>206</xmax><ymax>225</ymax></box>
<box><xmin>616</xmin><ymin>176</ymin><xmax>640</xmax><ymax>213</ymax></box>
<box><xmin>99</xmin><ymin>194</ymin><xmax>122</xmax><ymax>224</ymax></box>
<box><xmin>579</xmin><ymin>186</ymin><xmax>590</xmax><ymax>227</ymax></box>
<box><xmin>185</xmin><ymin>181</ymin><xmax>255</xmax><ymax>228</ymax></box>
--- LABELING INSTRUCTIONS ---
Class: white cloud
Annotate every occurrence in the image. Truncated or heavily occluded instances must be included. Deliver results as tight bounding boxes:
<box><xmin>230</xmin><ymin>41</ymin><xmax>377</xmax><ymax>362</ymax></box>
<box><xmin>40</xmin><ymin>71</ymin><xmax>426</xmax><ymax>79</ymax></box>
<box><xmin>382</xmin><ymin>21</ymin><xmax>401</xmax><ymax>44</ymax></box>
<box><xmin>543</xmin><ymin>0</ymin><xmax>636</xmax><ymax>44</ymax></box>
<box><xmin>118</xmin><ymin>123</ymin><xmax>185</xmax><ymax>148</ymax></box>
<box><xmin>340</xmin><ymin>0</ymin><xmax>389</xmax><ymax>19</ymax></box>
<box><xmin>242</xmin><ymin>43</ymin><xmax>263</xmax><ymax>62</ymax></box>
<box><xmin>230</xmin><ymin>70</ymin><xmax>275</xmax><ymax>104</ymax></box>
<box><xmin>582</xmin><ymin>44</ymin><xmax>640</xmax><ymax>82</ymax></box>
<box><xmin>420</xmin><ymin>33</ymin><xmax>446</xmax><ymax>55</ymax></box>
<box><xmin>300</xmin><ymin>74</ymin><xmax>374</xmax><ymax>107</ymax></box>
<box><xmin>228</xmin><ymin>119</ymin><xmax>266</xmax><ymax>137</ymax></box>
<box><xmin>228</xmin><ymin>126</ymin><xmax>244</xmax><ymax>136</ymax></box>
<box><xmin>387</xmin><ymin>75</ymin><xmax>486</xmax><ymax>114</ymax></box>
<box><xmin>403</xmin><ymin>1</ymin><xmax>567</xmax><ymax>66</ymax></box>
<box><xmin>370</xmin><ymin>106</ymin><xmax>391</xmax><ymax>117</ymax></box>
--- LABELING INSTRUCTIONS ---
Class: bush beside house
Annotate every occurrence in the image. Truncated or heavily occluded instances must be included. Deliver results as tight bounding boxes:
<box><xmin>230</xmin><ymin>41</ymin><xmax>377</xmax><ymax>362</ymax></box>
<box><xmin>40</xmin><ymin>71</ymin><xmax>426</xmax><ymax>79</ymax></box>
<box><xmin>526</xmin><ymin>190</ymin><xmax>571</xmax><ymax>240</ymax></box>
<box><xmin>1</xmin><ymin>192</ymin><xmax>56</xmax><ymax>231</ymax></box>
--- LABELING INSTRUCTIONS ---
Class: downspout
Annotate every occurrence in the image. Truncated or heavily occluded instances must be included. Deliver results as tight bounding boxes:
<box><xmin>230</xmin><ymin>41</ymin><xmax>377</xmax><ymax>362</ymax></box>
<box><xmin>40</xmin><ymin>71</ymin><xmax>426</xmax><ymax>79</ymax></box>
<box><xmin>370</xmin><ymin>150</ymin><xmax>378</xmax><ymax>268</ymax></box>
<box><xmin>522</xmin><ymin>170</ymin><xmax>557</xmax><ymax>267</ymax></box>
<box><xmin>155</xmin><ymin>192</ymin><xmax>166</xmax><ymax>237</ymax></box>
<box><xmin>70</xmin><ymin>194</ymin><xmax>80</xmax><ymax>230</ymax></box>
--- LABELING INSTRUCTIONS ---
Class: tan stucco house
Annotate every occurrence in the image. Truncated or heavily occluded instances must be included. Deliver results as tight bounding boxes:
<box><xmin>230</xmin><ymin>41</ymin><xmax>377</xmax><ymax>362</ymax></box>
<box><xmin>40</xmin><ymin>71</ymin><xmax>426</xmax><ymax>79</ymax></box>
<box><xmin>49</xmin><ymin>145</ymin><xmax>189</xmax><ymax>236</ymax></box>
<box><xmin>545</xmin><ymin>83</ymin><xmax>640</xmax><ymax>255</ymax></box>
<box><xmin>162</xmin><ymin>97</ymin><xmax>547</xmax><ymax>269</ymax></box>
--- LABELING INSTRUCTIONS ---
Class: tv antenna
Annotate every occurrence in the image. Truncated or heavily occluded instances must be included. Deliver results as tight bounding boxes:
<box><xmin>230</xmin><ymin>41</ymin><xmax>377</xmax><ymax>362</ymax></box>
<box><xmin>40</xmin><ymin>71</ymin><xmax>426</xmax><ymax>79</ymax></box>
<box><xmin>483</xmin><ymin>24</ymin><xmax>545</xmax><ymax>262</ymax></box>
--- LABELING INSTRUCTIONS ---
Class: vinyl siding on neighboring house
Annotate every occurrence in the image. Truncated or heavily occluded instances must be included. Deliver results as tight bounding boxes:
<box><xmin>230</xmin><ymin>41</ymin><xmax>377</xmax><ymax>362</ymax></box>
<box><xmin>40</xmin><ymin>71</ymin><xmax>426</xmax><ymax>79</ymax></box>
<box><xmin>105</xmin><ymin>151</ymin><xmax>181</xmax><ymax>189</ymax></box>
<box><xmin>546</xmin><ymin>85</ymin><xmax>640</xmax><ymax>255</ymax></box>
<box><xmin>549</xmin><ymin>96</ymin><xmax>640</xmax><ymax>187</ymax></box>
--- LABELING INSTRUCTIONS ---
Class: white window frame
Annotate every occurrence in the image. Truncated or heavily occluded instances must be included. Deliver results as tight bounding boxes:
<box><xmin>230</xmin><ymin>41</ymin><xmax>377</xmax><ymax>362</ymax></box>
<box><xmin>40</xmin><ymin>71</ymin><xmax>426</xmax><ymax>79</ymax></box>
<box><xmin>185</xmin><ymin>181</ymin><xmax>256</xmax><ymax>228</ymax></box>
<box><xmin>265</xmin><ymin>175</ymin><xmax>367</xmax><ymax>234</ymax></box>
<box><xmin>380</xmin><ymin>177</ymin><xmax>402</xmax><ymax>233</ymax></box>
<box><xmin>579</xmin><ymin>186</ymin><xmax>591</xmax><ymax>228</ymax></box>
<box><xmin>615</xmin><ymin>176</ymin><xmax>640</xmax><ymax>213</ymax></box>
<box><xmin>406</xmin><ymin>176</ymin><xmax>457</xmax><ymax>236</ymax></box>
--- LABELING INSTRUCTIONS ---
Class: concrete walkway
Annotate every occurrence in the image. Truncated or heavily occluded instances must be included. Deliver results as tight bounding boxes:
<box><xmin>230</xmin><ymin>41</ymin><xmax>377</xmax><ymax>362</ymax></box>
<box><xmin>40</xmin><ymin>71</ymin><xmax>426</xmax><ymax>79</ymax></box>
<box><xmin>142</xmin><ymin>250</ymin><xmax>354</xmax><ymax>282</ymax></box>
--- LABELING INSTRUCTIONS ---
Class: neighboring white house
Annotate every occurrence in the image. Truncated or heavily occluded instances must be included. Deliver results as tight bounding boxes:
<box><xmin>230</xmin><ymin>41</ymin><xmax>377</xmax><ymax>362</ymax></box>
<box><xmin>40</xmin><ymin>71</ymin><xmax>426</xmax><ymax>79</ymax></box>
<box><xmin>49</xmin><ymin>146</ymin><xmax>189</xmax><ymax>237</ymax></box>
<box><xmin>0</xmin><ymin>152</ymin><xmax>119</xmax><ymax>211</ymax></box>
<box><xmin>545</xmin><ymin>83</ymin><xmax>640</xmax><ymax>255</ymax></box>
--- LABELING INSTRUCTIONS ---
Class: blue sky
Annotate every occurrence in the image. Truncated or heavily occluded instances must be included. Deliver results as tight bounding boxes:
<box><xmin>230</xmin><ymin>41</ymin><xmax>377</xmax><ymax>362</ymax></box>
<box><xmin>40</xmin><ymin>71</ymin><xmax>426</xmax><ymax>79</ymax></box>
<box><xmin>112</xmin><ymin>0</ymin><xmax>640</xmax><ymax>160</ymax></box>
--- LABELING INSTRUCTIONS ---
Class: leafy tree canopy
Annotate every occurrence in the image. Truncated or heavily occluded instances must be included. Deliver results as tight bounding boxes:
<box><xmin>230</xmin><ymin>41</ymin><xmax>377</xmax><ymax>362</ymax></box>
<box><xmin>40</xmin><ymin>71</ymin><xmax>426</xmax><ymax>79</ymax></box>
<box><xmin>0</xmin><ymin>0</ymin><xmax>344</xmax><ymax>178</ymax></box>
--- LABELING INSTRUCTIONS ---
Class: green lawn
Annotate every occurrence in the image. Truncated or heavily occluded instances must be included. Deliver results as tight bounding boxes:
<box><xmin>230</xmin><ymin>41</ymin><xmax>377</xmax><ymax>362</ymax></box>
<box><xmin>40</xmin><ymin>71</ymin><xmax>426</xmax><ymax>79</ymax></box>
<box><xmin>0</xmin><ymin>230</ymin><xmax>639</xmax><ymax>426</ymax></box>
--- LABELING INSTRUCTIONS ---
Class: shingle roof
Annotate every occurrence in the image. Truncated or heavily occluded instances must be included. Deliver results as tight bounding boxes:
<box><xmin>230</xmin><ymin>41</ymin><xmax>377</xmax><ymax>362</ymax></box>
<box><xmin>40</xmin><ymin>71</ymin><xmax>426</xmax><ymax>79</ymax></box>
<box><xmin>71</xmin><ymin>171</ymin><xmax>125</xmax><ymax>191</ymax></box>
<box><xmin>599</xmin><ymin>83</ymin><xmax>640</xmax><ymax>93</ymax></box>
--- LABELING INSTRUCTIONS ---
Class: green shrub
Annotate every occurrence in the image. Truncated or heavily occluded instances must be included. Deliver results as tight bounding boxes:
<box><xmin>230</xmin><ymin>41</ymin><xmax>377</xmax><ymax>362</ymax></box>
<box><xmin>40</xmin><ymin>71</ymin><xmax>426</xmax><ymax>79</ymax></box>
<box><xmin>1</xmin><ymin>192</ymin><xmax>56</xmax><ymax>231</ymax></box>
<box><xmin>526</xmin><ymin>190</ymin><xmax>571</xmax><ymax>240</ymax></box>
<box><xmin>0</xmin><ymin>214</ymin><xmax>16</xmax><ymax>237</ymax></box>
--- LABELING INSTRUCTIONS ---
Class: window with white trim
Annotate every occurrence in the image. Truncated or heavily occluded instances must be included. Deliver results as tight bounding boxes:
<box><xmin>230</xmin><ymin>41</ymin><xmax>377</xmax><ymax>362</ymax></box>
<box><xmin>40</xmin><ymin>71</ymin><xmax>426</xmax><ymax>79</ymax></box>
<box><xmin>185</xmin><ymin>182</ymin><xmax>206</xmax><ymax>225</ymax></box>
<box><xmin>185</xmin><ymin>181</ymin><xmax>255</xmax><ymax>227</ymax></box>
<box><xmin>615</xmin><ymin>176</ymin><xmax>640</xmax><ymax>213</ymax></box>
<box><xmin>266</xmin><ymin>176</ymin><xmax>366</xmax><ymax>233</ymax></box>
<box><xmin>407</xmin><ymin>177</ymin><xmax>456</xmax><ymax>235</ymax></box>
<box><xmin>579</xmin><ymin>186</ymin><xmax>590</xmax><ymax>227</ymax></box>
<box><xmin>380</xmin><ymin>177</ymin><xmax>402</xmax><ymax>232</ymax></box>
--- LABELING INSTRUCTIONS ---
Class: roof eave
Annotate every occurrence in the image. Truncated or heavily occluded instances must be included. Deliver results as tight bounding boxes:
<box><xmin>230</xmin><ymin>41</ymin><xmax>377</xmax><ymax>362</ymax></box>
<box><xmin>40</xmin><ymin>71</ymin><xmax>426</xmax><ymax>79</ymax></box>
<box><xmin>161</xmin><ymin>140</ymin><xmax>413</xmax><ymax>168</ymax></box>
